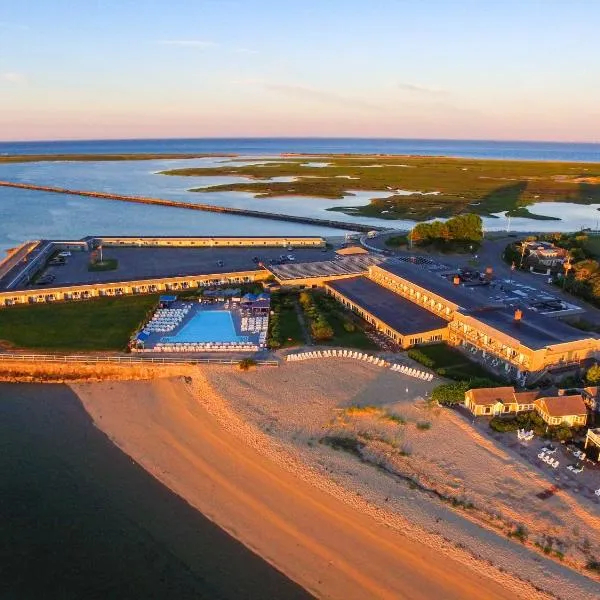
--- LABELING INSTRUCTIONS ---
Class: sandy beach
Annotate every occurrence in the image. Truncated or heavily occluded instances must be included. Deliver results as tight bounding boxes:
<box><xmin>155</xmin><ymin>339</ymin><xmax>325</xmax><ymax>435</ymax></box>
<box><xmin>74</xmin><ymin>374</ymin><xmax>518</xmax><ymax>599</ymax></box>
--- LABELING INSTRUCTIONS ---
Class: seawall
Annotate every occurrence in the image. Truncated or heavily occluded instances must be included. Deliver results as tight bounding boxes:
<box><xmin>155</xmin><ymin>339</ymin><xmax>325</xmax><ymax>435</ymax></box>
<box><xmin>0</xmin><ymin>181</ymin><xmax>386</xmax><ymax>233</ymax></box>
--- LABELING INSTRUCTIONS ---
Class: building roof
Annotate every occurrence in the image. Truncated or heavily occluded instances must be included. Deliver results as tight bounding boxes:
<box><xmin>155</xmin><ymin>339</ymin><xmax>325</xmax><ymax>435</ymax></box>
<box><xmin>466</xmin><ymin>386</ymin><xmax>516</xmax><ymax>406</ymax></box>
<box><xmin>465</xmin><ymin>307</ymin><xmax>594</xmax><ymax>350</ymax></box>
<box><xmin>270</xmin><ymin>255</ymin><xmax>383</xmax><ymax>281</ymax></box>
<box><xmin>376</xmin><ymin>261</ymin><xmax>594</xmax><ymax>351</ymax></box>
<box><xmin>534</xmin><ymin>395</ymin><xmax>588</xmax><ymax>417</ymax></box>
<box><xmin>466</xmin><ymin>386</ymin><xmax>540</xmax><ymax>406</ymax></box>
<box><xmin>376</xmin><ymin>261</ymin><xmax>493</xmax><ymax>311</ymax></box>
<box><xmin>326</xmin><ymin>276</ymin><xmax>447</xmax><ymax>336</ymax></box>
<box><xmin>513</xmin><ymin>390</ymin><xmax>540</xmax><ymax>404</ymax></box>
<box><xmin>335</xmin><ymin>246</ymin><xmax>369</xmax><ymax>256</ymax></box>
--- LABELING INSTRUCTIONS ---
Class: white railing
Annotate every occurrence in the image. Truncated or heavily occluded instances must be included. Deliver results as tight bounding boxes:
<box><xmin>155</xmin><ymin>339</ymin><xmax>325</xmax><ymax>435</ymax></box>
<box><xmin>0</xmin><ymin>352</ymin><xmax>278</xmax><ymax>366</ymax></box>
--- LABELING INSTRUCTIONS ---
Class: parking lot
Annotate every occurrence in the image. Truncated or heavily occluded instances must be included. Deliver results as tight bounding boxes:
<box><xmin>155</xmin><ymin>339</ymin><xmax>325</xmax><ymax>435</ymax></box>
<box><xmin>23</xmin><ymin>245</ymin><xmax>336</xmax><ymax>288</ymax></box>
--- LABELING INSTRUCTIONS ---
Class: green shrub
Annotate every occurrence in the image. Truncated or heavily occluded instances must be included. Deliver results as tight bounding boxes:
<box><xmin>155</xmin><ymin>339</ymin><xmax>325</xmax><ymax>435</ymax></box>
<box><xmin>407</xmin><ymin>349</ymin><xmax>435</xmax><ymax>368</ymax></box>
<box><xmin>238</xmin><ymin>358</ymin><xmax>257</xmax><ymax>371</ymax></box>
<box><xmin>587</xmin><ymin>364</ymin><xmax>600</xmax><ymax>384</ymax></box>
<box><xmin>416</xmin><ymin>421</ymin><xmax>432</xmax><ymax>431</ymax></box>
<box><xmin>490</xmin><ymin>411</ymin><xmax>545</xmax><ymax>435</ymax></box>
<box><xmin>343</xmin><ymin>321</ymin><xmax>356</xmax><ymax>332</ymax></box>
<box><xmin>508</xmin><ymin>525</ymin><xmax>528</xmax><ymax>542</ymax></box>
<box><xmin>431</xmin><ymin>381</ymin><xmax>469</xmax><ymax>405</ymax></box>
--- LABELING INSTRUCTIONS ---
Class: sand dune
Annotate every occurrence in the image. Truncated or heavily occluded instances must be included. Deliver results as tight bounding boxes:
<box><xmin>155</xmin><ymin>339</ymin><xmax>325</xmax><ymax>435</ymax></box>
<box><xmin>73</xmin><ymin>375</ymin><xmax>517</xmax><ymax>600</ymax></box>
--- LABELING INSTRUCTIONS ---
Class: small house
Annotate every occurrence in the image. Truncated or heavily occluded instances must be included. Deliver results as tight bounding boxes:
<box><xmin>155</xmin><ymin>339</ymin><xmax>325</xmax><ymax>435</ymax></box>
<box><xmin>533</xmin><ymin>395</ymin><xmax>588</xmax><ymax>427</ymax></box>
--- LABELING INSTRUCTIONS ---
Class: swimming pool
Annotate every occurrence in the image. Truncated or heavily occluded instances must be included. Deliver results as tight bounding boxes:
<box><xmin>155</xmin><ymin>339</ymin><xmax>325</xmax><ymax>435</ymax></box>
<box><xmin>163</xmin><ymin>310</ymin><xmax>248</xmax><ymax>344</ymax></box>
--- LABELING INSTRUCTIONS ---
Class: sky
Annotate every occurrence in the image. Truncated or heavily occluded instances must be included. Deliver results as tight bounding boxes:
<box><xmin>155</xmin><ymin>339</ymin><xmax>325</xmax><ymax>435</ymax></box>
<box><xmin>1</xmin><ymin>0</ymin><xmax>599</xmax><ymax>142</ymax></box>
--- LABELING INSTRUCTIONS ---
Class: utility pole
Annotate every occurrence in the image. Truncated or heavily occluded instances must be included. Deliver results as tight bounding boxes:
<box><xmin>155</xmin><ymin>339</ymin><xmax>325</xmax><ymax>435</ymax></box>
<box><xmin>506</xmin><ymin>214</ymin><xmax>511</xmax><ymax>234</ymax></box>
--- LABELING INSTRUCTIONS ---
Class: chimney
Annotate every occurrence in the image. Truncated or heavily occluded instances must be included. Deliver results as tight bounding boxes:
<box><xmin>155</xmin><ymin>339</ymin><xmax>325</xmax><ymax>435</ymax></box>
<box><xmin>514</xmin><ymin>309</ymin><xmax>523</xmax><ymax>321</ymax></box>
<box><xmin>453</xmin><ymin>275</ymin><xmax>460</xmax><ymax>286</ymax></box>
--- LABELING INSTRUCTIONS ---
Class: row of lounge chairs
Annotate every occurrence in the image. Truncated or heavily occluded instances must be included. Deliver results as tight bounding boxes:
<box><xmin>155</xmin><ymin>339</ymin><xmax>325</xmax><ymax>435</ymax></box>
<box><xmin>241</xmin><ymin>316</ymin><xmax>268</xmax><ymax>333</ymax></box>
<box><xmin>138</xmin><ymin>341</ymin><xmax>258</xmax><ymax>353</ymax></box>
<box><xmin>143</xmin><ymin>306</ymin><xmax>191</xmax><ymax>334</ymax></box>
<box><xmin>538</xmin><ymin>452</ymin><xmax>559</xmax><ymax>468</ymax></box>
<box><xmin>389</xmin><ymin>364</ymin><xmax>433</xmax><ymax>381</ymax></box>
<box><xmin>286</xmin><ymin>350</ymin><xmax>388</xmax><ymax>366</ymax></box>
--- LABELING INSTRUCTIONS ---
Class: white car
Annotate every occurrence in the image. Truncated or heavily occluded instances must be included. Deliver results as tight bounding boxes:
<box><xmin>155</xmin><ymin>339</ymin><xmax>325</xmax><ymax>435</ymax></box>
<box><xmin>287</xmin><ymin>255</ymin><xmax>295</xmax><ymax>261</ymax></box>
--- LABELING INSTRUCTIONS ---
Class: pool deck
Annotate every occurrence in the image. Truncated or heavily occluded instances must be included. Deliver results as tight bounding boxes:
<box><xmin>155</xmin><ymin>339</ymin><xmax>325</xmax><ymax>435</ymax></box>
<box><xmin>135</xmin><ymin>300</ymin><xmax>268</xmax><ymax>353</ymax></box>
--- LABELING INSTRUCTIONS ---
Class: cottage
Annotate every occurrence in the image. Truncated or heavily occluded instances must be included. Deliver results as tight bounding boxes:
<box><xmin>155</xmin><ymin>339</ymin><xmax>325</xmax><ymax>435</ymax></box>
<box><xmin>533</xmin><ymin>395</ymin><xmax>588</xmax><ymax>427</ymax></box>
<box><xmin>464</xmin><ymin>386</ymin><xmax>538</xmax><ymax>417</ymax></box>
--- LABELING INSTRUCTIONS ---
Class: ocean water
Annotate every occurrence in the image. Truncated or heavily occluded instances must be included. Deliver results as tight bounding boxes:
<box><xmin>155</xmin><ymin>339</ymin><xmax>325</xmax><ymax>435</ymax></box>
<box><xmin>1</xmin><ymin>138</ymin><xmax>600</xmax><ymax>252</ymax></box>
<box><xmin>0</xmin><ymin>383</ymin><xmax>310</xmax><ymax>600</ymax></box>
<box><xmin>1</xmin><ymin>137</ymin><xmax>600</xmax><ymax>162</ymax></box>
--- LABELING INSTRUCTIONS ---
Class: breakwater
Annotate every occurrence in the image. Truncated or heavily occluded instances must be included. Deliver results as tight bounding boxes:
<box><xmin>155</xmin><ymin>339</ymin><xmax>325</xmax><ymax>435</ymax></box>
<box><xmin>0</xmin><ymin>181</ymin><xmax>385</xmax><ymax>232</ymax></box>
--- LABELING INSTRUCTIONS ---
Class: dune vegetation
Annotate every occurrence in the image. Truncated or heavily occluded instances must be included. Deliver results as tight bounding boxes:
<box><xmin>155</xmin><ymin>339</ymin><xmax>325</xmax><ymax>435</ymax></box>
<box><xmin>160</xmin><ymin>155</ymin><xmax>600</xmax><ymax>221</ymax></box>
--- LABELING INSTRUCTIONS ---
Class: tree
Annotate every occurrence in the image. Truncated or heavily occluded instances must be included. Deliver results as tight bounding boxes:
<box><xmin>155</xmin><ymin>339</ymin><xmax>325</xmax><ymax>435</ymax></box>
<box><xmin>431</xmin><ymin>381</ymin><xmax>469</xmax><ymax>405</ymax></box>
<box><xmin>573</xmin><ymin>259</ymin><xmax>600</xmax><ymax>281</ymax></box>
<box><xmin>586</xmin><ymin>364</ymin><xmax>600</xmax><ymax>385</ymax></box>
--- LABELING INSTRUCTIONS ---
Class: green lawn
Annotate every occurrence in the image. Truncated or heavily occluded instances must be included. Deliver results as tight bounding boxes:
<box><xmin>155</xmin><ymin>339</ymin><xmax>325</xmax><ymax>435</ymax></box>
<box><xmin>0</xmin><ymin>295</ymin><xmax>159</xmax><ymax>351</ymax></box>
<box><xmin>410</xmin><ymin>343</ymin><xmax>502</xmax><ymax>382</ymax></box>
<box><xmin>309</xmin><ymin>292</ymin><xmax>378</xmax><ymax>350</ymax></box>
<box><xmin>268</xmin><ymin>291</ymin><xmax>305</xmax><ymax>348</ymax></box>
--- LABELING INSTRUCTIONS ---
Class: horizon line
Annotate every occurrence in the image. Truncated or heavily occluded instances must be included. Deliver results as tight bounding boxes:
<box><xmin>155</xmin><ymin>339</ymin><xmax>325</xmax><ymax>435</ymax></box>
<box><xmin>1</xmin><ymin>135</ymin><xmax>599</xmax><ymax>146</ymax></box>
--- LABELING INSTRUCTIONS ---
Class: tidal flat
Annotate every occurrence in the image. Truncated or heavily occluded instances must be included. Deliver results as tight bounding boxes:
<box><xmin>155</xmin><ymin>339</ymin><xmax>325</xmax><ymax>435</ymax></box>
<box><xmin>161</xmin><ymin>155</ymin><xmax>600</xmax><ymax>221</ymax></box>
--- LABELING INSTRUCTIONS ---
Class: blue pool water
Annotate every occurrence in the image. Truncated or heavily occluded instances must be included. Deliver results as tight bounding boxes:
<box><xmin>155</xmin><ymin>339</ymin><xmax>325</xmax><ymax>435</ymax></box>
<box><xmin>164</xmin><ymin>310</ymin><xmax>247</xmax><ymax>343</ymax></box>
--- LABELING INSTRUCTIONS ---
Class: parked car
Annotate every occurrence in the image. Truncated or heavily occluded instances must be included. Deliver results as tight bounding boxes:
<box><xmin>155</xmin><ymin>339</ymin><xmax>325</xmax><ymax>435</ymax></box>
<box><xmin>287</xmin><ymin>255</ymin><xmax>295</xmax><ymax>261</ymax></box>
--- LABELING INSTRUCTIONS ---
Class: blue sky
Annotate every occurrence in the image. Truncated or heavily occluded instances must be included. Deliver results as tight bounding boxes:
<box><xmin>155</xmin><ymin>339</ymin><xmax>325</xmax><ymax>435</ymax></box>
<box><xmin>1</xmin><ymin>0</ymin><xmax>599</xmax><ymax>141</ymax></box>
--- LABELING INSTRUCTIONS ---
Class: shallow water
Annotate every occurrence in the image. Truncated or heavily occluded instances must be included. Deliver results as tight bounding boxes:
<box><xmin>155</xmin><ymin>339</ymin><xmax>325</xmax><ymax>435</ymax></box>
<box><xmin>0</xmin><ymin>383</ymin><xmax>311</xmax><ymax>600</ymax></box>
<box><xmin>1</xmin><ymin>154</ymin><xmax>600</xmax><ymax>253</ymax></box>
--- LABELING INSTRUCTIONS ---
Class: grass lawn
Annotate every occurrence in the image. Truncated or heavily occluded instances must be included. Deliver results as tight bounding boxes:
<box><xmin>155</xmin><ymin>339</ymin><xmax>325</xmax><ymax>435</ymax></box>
<box><xmin>88</xmin><ymin>258</ymin><xmax>119</xmax><ymax>272</ymax></box>
<box><xmin>268</xmin><ymin>291</ymin><xmax>305</xmax><ymax>348</ymax></box>
<box><xmin>279</xmin><ymin>304</ymin><xmax>304</xmax><ymax>347</ymax></box>
<box><xmin>410</xmin><ymin>343</ymin><xmax>502</xmax><ymax>381</ymax></box>
<box><xmin>310</xmin><ymin>292</ymin><xmax>378</xmax><ymax>350</ymax></box>
<box><xmin>0</xmin><ymin>295</ymin><xmax>159</xmax><ymax>351</ymax></box>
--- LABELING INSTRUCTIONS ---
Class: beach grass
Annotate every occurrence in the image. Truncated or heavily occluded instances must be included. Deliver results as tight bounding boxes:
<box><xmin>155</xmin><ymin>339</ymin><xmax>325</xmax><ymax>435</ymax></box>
<box><xmin>0</xmin><ymin>295</ymin><xmax>159</xmax><ymax>350</ymax></box>
<box><xmin>159</xmin><ymin>155</ymin><xmax>600</xmax><ymax>221</ymax></box>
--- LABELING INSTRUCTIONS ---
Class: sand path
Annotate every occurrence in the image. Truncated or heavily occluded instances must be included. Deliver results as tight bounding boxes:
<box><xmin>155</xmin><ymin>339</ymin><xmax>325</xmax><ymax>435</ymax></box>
<box><xmin>74</xmin><ymin>377</ymin><xmax>515</xmax><ymax>600</ymax></box>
